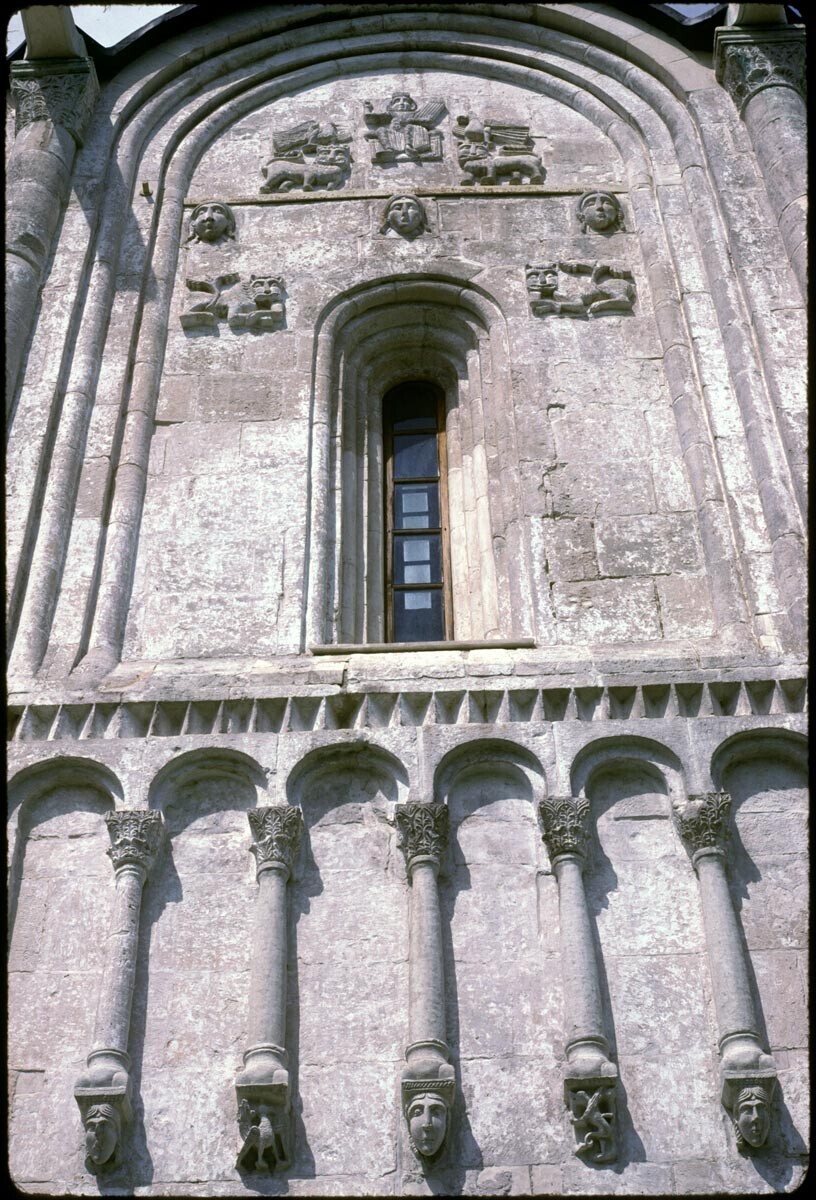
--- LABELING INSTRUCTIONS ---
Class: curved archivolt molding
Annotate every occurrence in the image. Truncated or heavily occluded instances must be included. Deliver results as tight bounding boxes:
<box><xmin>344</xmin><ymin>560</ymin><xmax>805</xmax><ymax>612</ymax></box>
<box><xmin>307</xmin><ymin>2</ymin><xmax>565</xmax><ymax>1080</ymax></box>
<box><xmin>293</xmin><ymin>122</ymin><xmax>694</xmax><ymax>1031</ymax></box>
<box><xmin>147</xmin><ymin>746</ymin><xmax>269</xmax><ymax>813</ymax></box>
<box><xmin>710</xmin><ymin>727</ymin><xmax>808</xmax><ymax>792</ymax></box>
<box><xmin>433</xmin><ymin>736</ymin><xmax>545</xmax><ymax>806</ymax></box>
<box><xmin>569</xmin><ymin>734</ymin><xmax>687</xmax><ymax>807</ymax></box>
<box><xmin>7</xmin><ymin>754</ymin><xmax>123</xmax><ymax>823</ymax></box>
<box><xmin>286</xmin><ymin>740</ymin><xmax>410</xmax><ymax>807</ymax></box>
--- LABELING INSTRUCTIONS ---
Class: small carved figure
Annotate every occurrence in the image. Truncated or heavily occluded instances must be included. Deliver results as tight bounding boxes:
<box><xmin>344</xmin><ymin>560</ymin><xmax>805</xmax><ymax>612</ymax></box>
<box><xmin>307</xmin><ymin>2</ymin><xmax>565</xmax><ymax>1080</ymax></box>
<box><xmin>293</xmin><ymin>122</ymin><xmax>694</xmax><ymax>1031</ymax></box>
<box><xmin>569</xmin><ymin>1087</ymin><xmax>616</xmax><ymax>1164</ymax></box>
<box><xmin>260</xmin><ymin>119</ymin><xmax>352</xmax><ymax>193</ymax></box>
<box><xmin>405</xmin><ymin>1090</ymin><xmax>448</xmax><ymax>1158</ymax></box>
<box><xmin>379</xmin><ymin>193</ymin><xmax>428</xmax><ymax>239</ymax></box>
<box><xmin>452</xmin><ymin>113</ymin><xmax>545</xmax><ymax>186</ymax></box>
<box><xmin>186</xmin><ymin>201</ymin><xmax>236</xmax><ymax>244</ymax></box>
<box><xmin>732</xmin><ymin>1085</ymin><xmax>771</xmax><ymax>1150</ymax></box>
<box><xmin>363</xmin><ymin>92</ymin><xmax>446</xmax><ymax>163</ymax></box>
<box><xmin>180</xmin><ymin>272</ymin><xmax>241</xmax><ymax>330</ymax></box>
<box><xmin>236</xmin><ymin>1099</ymin><xmax>291</xmax><ymax>1172</ymax></box>
<box><xmin>525</xmin><ymin>261</ymin><xmax>636</xmax><ymax>318</ymax></box>
<box><xmin>83</xmin><ymin>1102</ymin><xmax>122</xmax><ymax>1171</ymax></box>
<box><xmin>180</xmin><ymin>274</ymin><xmax>285</xmax><ymax>332</ymax></box>
<box><xmin>576</xmin><ymin>190</ymin><xmax>623</xmax><ymax>234</ymax></box>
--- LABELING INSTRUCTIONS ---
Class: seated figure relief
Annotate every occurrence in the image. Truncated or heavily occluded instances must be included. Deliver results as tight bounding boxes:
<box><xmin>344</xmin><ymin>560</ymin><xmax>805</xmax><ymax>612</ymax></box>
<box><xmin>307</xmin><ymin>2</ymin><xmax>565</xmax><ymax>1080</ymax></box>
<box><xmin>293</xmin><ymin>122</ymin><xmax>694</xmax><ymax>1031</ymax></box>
<box><xmin>525</xmin><ymin>260</ymin><xmax>636</xmax><ymax>317</ymax></box>
<box><xmin>363</xmin><ymin>92</ymin><xmax>446</xmax><ymax>163</ymax></box>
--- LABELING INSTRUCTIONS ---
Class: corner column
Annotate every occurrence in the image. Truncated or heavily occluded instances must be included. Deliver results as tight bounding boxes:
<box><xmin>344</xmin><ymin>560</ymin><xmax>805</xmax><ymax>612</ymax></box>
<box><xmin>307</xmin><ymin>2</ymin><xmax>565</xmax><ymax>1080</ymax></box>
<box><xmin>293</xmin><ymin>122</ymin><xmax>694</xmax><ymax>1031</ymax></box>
<box><xmin>74</xmin><ymin>809</ymin><xmax>164</xmax><ymax>1172</ymax></box>
<box><xmin>235</xmin><ymin>805</ymin><xmax>303</xmax><ymax>1172</ymax></box>
<box><xmin>539</xmin><ymin>797</ymin><xmax>617</xmax><ymax>1164</ymax></box>
<box><xmin>396</xmin><ymin>801</ymin><xmax>455</xmax><ymax>1164</ymax></box>
<box><xmin>673</xmin><ymin>792</ymin><xmax>777</xmax><ymax>1151</ymax></box>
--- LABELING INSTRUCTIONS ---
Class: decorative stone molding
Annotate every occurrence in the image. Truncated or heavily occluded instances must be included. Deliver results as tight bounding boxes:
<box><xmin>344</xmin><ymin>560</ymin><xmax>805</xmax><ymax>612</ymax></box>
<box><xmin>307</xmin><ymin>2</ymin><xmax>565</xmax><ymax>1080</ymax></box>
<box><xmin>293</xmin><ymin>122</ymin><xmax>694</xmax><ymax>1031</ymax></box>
<box><xmin>235</xmin><ymin>807</ymin><xmax>303</xmax><ymax>1172</ymax></box>
<box><xmin>714</xmin><ymin>26</ymin><xmax>806</xmax><ymax>114</ymax></box>
<box><xmin>526</xmin><ymin>261</ymin><xmax>636</xmax><ymax>318</ymax></box>
<box><xmin>260</xmin><ymin>119</ymin><xmax>352</xmax><ymax>193</ymax></box>
<box><xmin>539</xmin><ymin>795</ymin><xmax>590</xmax><ymax>859</ymax></box>
<box><xmin>10</xmin><ymin>56</ymin><xmax>98</xmax><ymax>145</ymax></box>
<box><xmin>673</xmin><ymin>791</ymin><xmax>778</xmax><ymax>1150</ymax></box>
<box><xmin>396</xmin><ymin>801</ymin><xmax>449</xmax><ymax>870</ymax></box>
<box><xmin>363</xmin><ymin>92</ymin><xmax>446</xmax><ymax>163</ymax></box>
<box><xmin>379</xmin><ymin>193</ymin><xmax>429</xmax><ymax>239</ymax></box>
<box><xmin>74</xmin><ymin>810</ymin><xmax>164</xmax><ymax>1172</ymax></box>
<box><xmin>180</xmin><ymin>273</ymin><xmax>285</xmax><ymax>332</ymax></box>
<box><xmin>539</xmin><ymin>797</ymin><xmax>619</xmax><ymax>1164</ymax></box>
<box><xmin>186</xmin><ymin>201</ymin><xmax>237</xmax><ymax>245</ymax></box>
<box><xmin>398</xmin><ymin>800</ymin><xmax>455</xmax><ymax>1164</ymax></box>
<box><xmin>576</xmin><ymin>190</ymin><xmax>623</xmax><ymax>234</ymax></box>
<box><xmin>453</xmin><ymin>112</ymin><xmax>545</xmax><ymax>186</ymax></box>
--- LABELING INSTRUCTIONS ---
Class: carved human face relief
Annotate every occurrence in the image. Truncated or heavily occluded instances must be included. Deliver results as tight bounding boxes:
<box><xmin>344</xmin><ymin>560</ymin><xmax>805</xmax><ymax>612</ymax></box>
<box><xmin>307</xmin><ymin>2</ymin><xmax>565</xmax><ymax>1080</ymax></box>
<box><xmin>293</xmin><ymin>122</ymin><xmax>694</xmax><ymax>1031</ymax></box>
<box><xmin>407</xmin><ymin>1092</ymin><xmax>447</xmax><ymax>1157</ymax></box>
<box><xmin>578</xmin><ymin>191</ymin><xmax>620</xmax><ymax>233</ymax></box>
<box><xmin>385</xmin><ymin>195</ymin><xmax>425</xmax><ymax>237</ymax></box>
<box><xmin>389</xmin><ymin>91</ymin><xmax>416</xmax><ymax>113</ymax></box>
<box><xmin>84</xmin><ymin>1106</ymin><xmax>119</xmax><ymax>1165</ymax></box>
<box><xmin>735</xmin><ymin>1088</ymin><xmax>770</xmax><ymax>1148</ymax></box>
<box><xmin>190</xmin><ymin>202</ymin><xmax>232</xmax><ymax>243</ymax></box>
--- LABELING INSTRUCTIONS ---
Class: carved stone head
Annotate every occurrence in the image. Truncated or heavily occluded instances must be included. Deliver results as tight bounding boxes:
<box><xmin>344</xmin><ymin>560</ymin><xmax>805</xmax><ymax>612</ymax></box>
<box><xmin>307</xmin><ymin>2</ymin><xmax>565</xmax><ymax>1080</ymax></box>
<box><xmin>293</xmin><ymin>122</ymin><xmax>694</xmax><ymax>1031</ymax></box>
<box><xmin>248</xmin><ymin>274</ymin><xmax>285</xmax><ymax>308</ymax></box>
<box><xmin>576</xmin><ymin>191</ymin><xmax>622</xmax><ymax>234</ymax></box>
<box><xmin>188</xmin><ymin>201</ymin><xmax>236</xmax><ymax>244</ymax></box>
<box><xmin>525</xmin><ymin>263</ymin><xmax>559</xmax><ymax>296</ymax></box>
<box><xmin>314</xmin><ymin>144</ymin><xmax>350</xmax><ymax>168</ymax></box>
<box><xmin>405</xmin><ymin>1090</ymin><xmax>448</xmax><ymax>1158</ymax></box>
<box><xmin>733</xmin><ymin>1085</ymin><xmax>771</xmax><ymax>1149</ymax></box>
<box><xmin>380</xmin><ymin>194</ymin><xmax>427</xmax><ymax>239</ymax></box>
<box><xmin>84</xmin><ymin>1102</ymin><xmax>121</xmax><ymax>1168</ymax></box>
<box><xmin>389</xmin><ymin>91</ymin><xmax>417</xmax><ymax>114</ymax></box>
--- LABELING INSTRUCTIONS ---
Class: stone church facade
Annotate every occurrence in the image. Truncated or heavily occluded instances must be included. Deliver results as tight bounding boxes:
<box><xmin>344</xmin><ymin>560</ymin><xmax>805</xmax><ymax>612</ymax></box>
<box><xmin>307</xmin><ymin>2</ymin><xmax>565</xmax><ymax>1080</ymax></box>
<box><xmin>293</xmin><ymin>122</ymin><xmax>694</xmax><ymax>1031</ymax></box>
<box><xmin>6</xmin><ymin>4</ymin><xmax>807</xmax><ymax>1195</ymax></box>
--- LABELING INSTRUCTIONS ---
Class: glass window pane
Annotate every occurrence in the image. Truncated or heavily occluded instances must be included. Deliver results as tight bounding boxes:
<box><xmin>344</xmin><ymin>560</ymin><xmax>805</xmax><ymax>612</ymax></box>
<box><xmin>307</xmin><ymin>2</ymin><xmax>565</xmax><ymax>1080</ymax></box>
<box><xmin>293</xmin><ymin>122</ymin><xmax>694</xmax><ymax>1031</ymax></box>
<box><xmin>394</xmin><ymin>534</ymin><xmax>441</xmax><ymax>586</ymax></box>
<box><xmin>391</xmin><ymin>391</ymin><xmax>437</xmax><ymax>430</ymax></box>
<box><xmin>395</xmin><ymin>483</ymin><xmax>440</xmax><ymax>530</ymax></box>
<box><xmin>394</xmin><ymin>589</ymin><xmax>444</xmax><ymax>641</ymax></box>
<box><xmin>393</xmin><ymin>432</ymin><xmax>438</xmax><ymax>480</ymax></box>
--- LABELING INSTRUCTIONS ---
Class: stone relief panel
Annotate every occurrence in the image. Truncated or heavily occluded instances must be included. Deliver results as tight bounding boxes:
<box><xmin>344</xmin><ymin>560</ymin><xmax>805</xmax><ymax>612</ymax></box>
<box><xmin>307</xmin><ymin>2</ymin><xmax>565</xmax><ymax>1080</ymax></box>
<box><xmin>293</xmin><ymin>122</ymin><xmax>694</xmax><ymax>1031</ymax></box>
<box><xmin>379</xmin><ymin>193</ymin><xmax>429</xmax><ymax>239</ymax></box>
<box><xmin>525</xmin><ymin>261</ymin><xmax>636</xmax><ymax>317</ymax></box>
<box><xmin>186</xmin><ymin>201</ymin><xmax>237</xmax><ymax>245</ymax></box>
<box><xmin>259</xmin><ymin>120</ymin><xmax>352</xmax><ymax>193</ymax></box>
<box><xmin>576</xmin><ymin>190</ymin><xmax>624</xmax><ymax>234</ymax></box>
<box><xmin>363</xmin><ymin>92</ymin><xmax>446</xmax><ymax>163</ymax></box>
<box><xmin>180</xmin><ymin>273</ymin><xmax>286</xmax><ymax>332</ymax></box>
<box><xmin>452</xmin><ymin>113</ymin><xmax>545</xmax><ymax>186</ymax></box>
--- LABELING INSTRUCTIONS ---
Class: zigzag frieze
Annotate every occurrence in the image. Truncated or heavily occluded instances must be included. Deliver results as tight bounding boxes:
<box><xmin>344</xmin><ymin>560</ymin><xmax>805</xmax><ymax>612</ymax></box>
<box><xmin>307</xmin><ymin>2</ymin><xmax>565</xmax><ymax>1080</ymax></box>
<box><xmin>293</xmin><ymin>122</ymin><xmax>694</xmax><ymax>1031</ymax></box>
<box><xmin>7</xmin><ymin>677</ymin><xmax>807</xmax><ymax>743</ymax></box>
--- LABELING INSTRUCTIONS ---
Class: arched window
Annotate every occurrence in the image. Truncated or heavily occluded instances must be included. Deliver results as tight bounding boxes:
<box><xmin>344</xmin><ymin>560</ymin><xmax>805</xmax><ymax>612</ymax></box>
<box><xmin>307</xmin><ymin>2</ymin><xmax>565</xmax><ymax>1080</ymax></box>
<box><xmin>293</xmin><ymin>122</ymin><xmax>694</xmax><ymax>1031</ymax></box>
<box><xmin>384</xmin><ymin>382</ymin><xmax>452</xmax><ymax>642</ymax></box>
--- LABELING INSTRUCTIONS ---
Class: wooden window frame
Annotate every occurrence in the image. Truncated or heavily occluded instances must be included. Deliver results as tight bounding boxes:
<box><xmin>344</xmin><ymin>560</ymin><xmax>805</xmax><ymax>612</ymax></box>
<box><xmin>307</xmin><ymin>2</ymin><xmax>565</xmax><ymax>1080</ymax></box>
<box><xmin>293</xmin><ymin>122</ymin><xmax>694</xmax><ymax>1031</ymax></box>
<box><xmin>383</xmin><ymin>382</ymin><xmax>453</xmax><ymax>643</ymax></box>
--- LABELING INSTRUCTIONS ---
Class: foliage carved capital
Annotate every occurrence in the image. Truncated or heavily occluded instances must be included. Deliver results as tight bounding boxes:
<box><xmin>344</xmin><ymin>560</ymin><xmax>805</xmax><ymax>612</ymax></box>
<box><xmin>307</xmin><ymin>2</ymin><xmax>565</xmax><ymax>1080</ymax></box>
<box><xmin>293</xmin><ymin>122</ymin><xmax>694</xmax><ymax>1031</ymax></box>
<box><xmin>396</xmin><ymin>802</ymin><xmax>449</xmax><ymax>870</ymax></box>
<box><xmin>247</xmin><ymin>806</ymin><xmax>303</xmax><ymax>874</ymax></box>
<box><xmin>105</xmin><ymin>810</ymin><xmax>164</xmax><ymax>874</ymax></box>
<box><xmin>715</xmin><ymin>27</ymin><xmax>806</xmax><ymax>114</ymax></box>
<box><xmin>673</xmin><ymin>791</ymin><xmax>732</xmax><ymax>855</ymax></box>
<box><xmin>10</xmin><ymin>57</ymin><xmax>98</xmax><ymax>144</ymax></box>
<box><xmin>539</xmin><ymin>796</ymin><xmax>590</xmax><ymax>860</ymax></box>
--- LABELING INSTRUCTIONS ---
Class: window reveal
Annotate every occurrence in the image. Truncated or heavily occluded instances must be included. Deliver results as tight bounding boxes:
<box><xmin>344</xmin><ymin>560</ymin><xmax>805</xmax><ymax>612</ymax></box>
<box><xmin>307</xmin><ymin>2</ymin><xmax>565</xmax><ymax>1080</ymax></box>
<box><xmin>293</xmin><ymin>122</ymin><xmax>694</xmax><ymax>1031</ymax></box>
<box><xmin>384</xmin><ymin>383</ymin><xmax>452</xmax><ymax>642</ymax></box>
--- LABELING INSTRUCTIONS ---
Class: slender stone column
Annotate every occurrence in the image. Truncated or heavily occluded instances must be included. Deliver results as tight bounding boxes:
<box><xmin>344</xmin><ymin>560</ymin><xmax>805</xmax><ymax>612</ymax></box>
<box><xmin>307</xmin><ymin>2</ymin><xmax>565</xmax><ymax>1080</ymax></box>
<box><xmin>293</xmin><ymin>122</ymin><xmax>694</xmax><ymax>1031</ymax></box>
<box><xmin>7</xmin><ymin>51</ymin><xmax>98</xmax><ymax>414</ymax></box>
<box><xmin>539</xmin><ymin>797</ymin><xmax>617</xmax><ymax>1164</ymax></box>
<box><xmin>74</xmin><ymin>810</ymin><xmax>164</xmax><ymax>1173</ymax></box>
<box><xmin>396</xmin><ymin>802</ymin><xmax>455</xmax><ymax>1163</ymax></box>
<box><xmin>234</xmin><ymin>806</ymin><xmax>302</xmax><ymax>1173</ymax></box>
<box><xmin>673</xmin><ymin>792</ymin><xmax>777</xmax><ymax>1151</ymax></box>
<box><xmin>714</xmin><ymin>20</ymin><xmax>806</xmax><ymax>296</ymax></box>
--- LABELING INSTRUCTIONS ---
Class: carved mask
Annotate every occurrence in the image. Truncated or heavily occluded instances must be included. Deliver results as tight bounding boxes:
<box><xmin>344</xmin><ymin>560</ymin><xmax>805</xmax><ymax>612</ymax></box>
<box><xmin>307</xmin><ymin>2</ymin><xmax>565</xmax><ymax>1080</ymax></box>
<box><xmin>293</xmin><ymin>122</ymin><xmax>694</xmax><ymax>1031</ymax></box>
<box><xmin>384</xmin><ymin>196</ymin><xmax>425</xmax><ymax>237</ymax></box>
<box><xmin>315</xmin><ymin>145</ymin><xmax>348</xmax><ymax>167</ymax></box>
<box><xmin>84</xmin><ymin>1104</ymin><xmax>120</xmax><ymax>1165</ymax></box>
<box><xmin>189</xmin><ymin>202</ymin><xmax>234</xmax><ymax>243</ymax></box>
<box><xmin>578</xmin><ymin>191</ymin><xmax>620</xmax><ymax>233</ymax></box>
<box><xmin>406</xmin><ymin>1091</ymin><xmax>447</xmax><ymax>1157</ymax></box>
<box><xmin>249</xmin><ymin>275</ymin><xmax>284</xmax><ymax>308</ymax></box>
<box><xmin>527</xmin><ymin>265</ymin><xmax>558</xmax><ymax>295</ymax></box>
<box><xmin>735</xmin><ymin>1087</ymin><xmax>770</xmax><ymax>1148</ymax></box>
<box><xmin>389</xmin><ymin>92</ymin><xmax>416</xmax><ymax>114</ymax></box>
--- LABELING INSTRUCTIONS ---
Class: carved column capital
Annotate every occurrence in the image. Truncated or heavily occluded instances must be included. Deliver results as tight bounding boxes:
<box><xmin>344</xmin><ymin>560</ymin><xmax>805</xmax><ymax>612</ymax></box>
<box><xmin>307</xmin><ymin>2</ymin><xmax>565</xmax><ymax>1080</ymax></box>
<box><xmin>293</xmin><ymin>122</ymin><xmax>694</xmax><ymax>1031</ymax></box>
<box><xmin>10</xmin><ymin>57</ymin><xmax>98</xmax><ymax>145</ymax></box>
<box><xmin>396</xmin><ymin>802</ymin><xmax>449</xmax><ymax>872</ymax></box>
<box><xmin>105</xmin><ymin>810</ymin><xmax>164</xmax><ymax>875</ymax></box>
<box><xmin>247</xmin><ymin>806</ymin><xmax>303</xmax><ymax>876</ymax></box>
<box><xmin>673</xmin><ymin>792</ymin><xmax>732</xmax><ymax>857</ymax></box>
<box><xmin>714</xmin><ymin>26</ymin><xmax>806</xmax><ymax>114</ymax></box>
<box><xmin>539</xmin><ymin>796</ymin><xmax>591</xmax><ymax>861</ymax></box>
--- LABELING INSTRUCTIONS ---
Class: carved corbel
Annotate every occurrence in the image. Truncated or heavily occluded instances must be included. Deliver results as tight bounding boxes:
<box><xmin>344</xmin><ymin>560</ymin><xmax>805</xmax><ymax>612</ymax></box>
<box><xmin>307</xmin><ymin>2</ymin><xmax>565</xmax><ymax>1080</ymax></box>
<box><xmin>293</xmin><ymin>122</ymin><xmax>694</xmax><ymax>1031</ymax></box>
<box><xmin>235</xmin><ymin>805</ymin><xmax>303</xmax><ymax>1173</ymax></box>
<box><xmin>539</xmin><ymin>796</ymin><xmax>618</xmax><ymax>1165</ymax></box>
<box><xmin>673</xmin><ymin>792</ymin><xmax>778</xmax><ymax>1150</ymax></box>
<box><xmin>74</xmin><ymin>810</ymin><xmax>164</xmax><ymax>1172</ymax></box>
<box><xmin>396</xmin><ymin>802</ymin><xmax>455</xmax><ymax>1163</ymax></box>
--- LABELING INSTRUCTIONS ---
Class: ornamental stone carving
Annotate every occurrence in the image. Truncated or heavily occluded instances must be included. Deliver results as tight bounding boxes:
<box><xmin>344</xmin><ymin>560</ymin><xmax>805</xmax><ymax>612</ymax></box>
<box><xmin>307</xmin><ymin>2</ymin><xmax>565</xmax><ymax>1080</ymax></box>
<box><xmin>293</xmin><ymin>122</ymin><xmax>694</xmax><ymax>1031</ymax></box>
<box><xmin>715</xmin><ymin>29</ymin><xmax>806</xmax><ymax>114</ymax></box>
<box><xmin>10</xmin><ymin>57</ymin><xmax>98</xmax><ymax>145</ymax></box>
<box><xmin>396</xmin><ymin>801</ymin><xmax>449</xmax><ymax>869</ymax></box>
<box><xmin>724</xmin><ymin>1078</ymin><xmax>775</xmax><ymax>1152</ymax></box>
<box><xmin>379</xmin><ymin>194</ymin><xmax>429</xmax><ymax>239</ymax></box>
<box><xmin>105</xmin><ymin>809</ymin><xmax>164</xmax><ymax>873</ymax></box>
<box><xmin>363</xmin><ymin>92</ymin><xmax>446</xmax><ymax>163</ymax></box>
<box><xmin>260</xmin><ymin>119</ymin><xmax>352</xmax><ymax>193</ymax></box>
<box><xmin>576</xmin><ymin>190</ymin><xmax>623</xmax><ymax>234</ymax></box>
<box><xmin>673</xmin><ymin>791</ymin><xmax>731</xmax><ymax>855</ymax></box>
<box><xmin>526</xmin><ymin>261</ymin><xmax>636</xmax><ymax>318</ymax></box>
<box><xmin>539</xmin><ymin>796</ymin><xmax>590</xmax><ymax>859</ymax></box>
<box><xmin>452</xmin><ymin>113</ymin><xmax>545</xmax><ymax>186</ymax></box>
<box><xmin>77</xmin><ymin>1098</ymin><xmax>126</xmax><ymax>1173</ymax></box>
<box><xmin>247</xmin><ymin>805</ymin><xmax>303</xmax><ymax>874</ymax></box>
<box><xmin>567</xmin><ymin>1082</ymin><xmax>617</xmax><ymax>1164</ymax></box>
<box><xmin>402</xmin><ymin>1079</ymin><xmax>455</xmax><ymax>1160</ymax></box>
<box><xmin>236</xmin><ymin>1098</ymin><xmax>291</xmax><ymax>1172</ymax></box>
<box><xmin>186</xmin><ymin>201</ymin><xmax>237</xmax><ymax>245</ymax></box>
<box><xmin>180</xmin><ymin>273</ymin><xmax>286</xmax><ymax>332</ymax></box>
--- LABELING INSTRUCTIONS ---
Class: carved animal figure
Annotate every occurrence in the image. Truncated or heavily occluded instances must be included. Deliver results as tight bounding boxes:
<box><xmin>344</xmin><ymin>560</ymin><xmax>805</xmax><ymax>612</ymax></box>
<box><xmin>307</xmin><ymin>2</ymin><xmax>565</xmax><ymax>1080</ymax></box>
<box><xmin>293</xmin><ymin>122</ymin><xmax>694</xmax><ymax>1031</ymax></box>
<box><xmin>236</xmin><ymin>1101</ymin><xmax>290</xmax><ymax>1172</ymax></box>
<box><xmin>260</xmin><ymin>144</ymin><xmax>350</xmax><ymax>193</ymax></box>
<box><xmin>457</xmin><ymin>142</ymin><xmax>544</xmax><ymax>185</ymax></box>
<box><xmin>227</xmin><ymin>274</ymin><xmax>286</xmax><ymax>330</ymax></box>
<box><xmin>570</xmin><ymin>1089</ymin><xmax>616</xmax><ymax>1163</ymax></box>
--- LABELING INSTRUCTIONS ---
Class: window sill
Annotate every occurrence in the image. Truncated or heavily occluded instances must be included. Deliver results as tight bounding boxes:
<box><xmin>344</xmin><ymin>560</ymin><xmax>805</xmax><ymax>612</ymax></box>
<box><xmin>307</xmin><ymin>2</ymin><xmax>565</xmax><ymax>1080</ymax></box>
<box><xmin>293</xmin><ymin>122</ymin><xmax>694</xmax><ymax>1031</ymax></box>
<box><xmin>309</xmin><ymin>639</ymin><xmax>537</xmax><ymax>655</ymax></box>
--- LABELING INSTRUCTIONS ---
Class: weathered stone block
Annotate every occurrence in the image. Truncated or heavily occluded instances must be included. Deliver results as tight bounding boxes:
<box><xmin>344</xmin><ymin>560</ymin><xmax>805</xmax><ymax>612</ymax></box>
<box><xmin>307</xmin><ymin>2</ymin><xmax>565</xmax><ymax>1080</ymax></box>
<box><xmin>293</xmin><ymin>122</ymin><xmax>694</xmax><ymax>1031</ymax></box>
<box><xmin>541</xmin><ymin>517</ymin><xmax>599</xmax><ymax>581</ymax></box>
<box><xmin>547</xmin><ymin>463</ymin><xmax>656</xmax><ymax>520</ymax></box>
<box><xmin>596</xmin><ymin>513</ymin><xmax>702</xmax><ymax>576</ymax></box>
<box><xmin>552</xmin><ymin>579</ymin><xmax>662</xmax><ymax>643</ymax></box>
